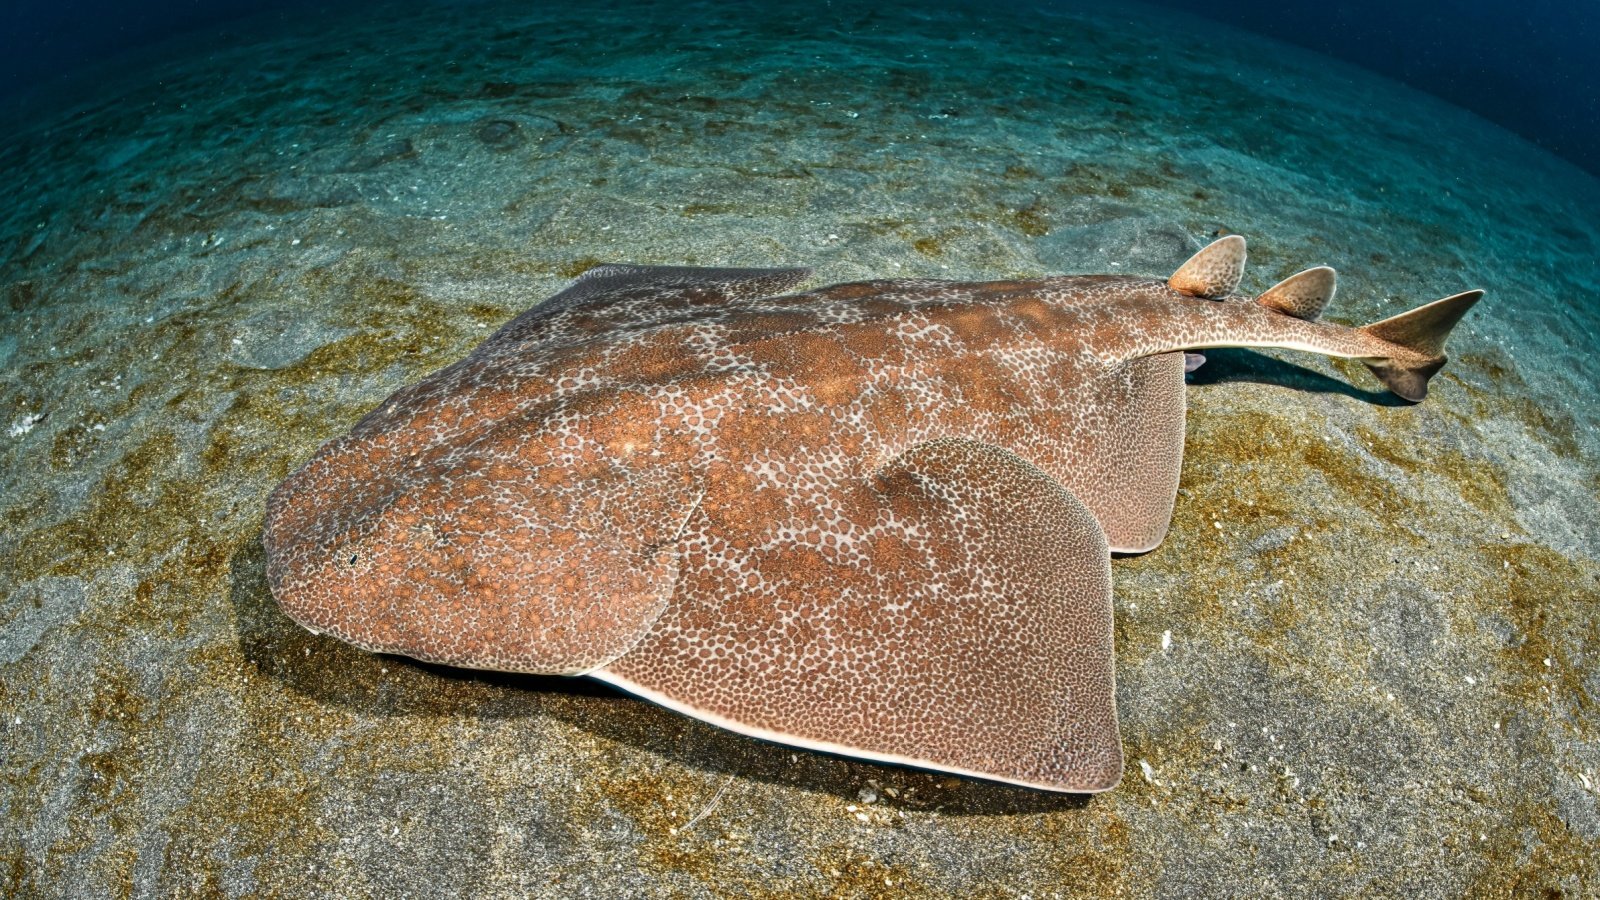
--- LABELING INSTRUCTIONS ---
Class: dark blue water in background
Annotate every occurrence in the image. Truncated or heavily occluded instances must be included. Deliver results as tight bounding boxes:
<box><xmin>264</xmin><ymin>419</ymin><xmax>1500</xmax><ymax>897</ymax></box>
<box><xmin>4</xmin><ymin>0</ymin><xmax>1596</xmax><ymax>178</ymax></box>
<box><xmin>1141</xmin><ymin>0</ymin><xmax>1600</xmax><ymax>178</ymax></box>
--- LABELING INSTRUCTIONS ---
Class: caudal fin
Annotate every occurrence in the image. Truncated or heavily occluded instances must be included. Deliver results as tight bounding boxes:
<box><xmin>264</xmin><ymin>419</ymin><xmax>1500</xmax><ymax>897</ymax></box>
<box><xmin>1357</xmin><ymin>290</ymin><xmax>1484</xmax><ymax>401</ymax></box>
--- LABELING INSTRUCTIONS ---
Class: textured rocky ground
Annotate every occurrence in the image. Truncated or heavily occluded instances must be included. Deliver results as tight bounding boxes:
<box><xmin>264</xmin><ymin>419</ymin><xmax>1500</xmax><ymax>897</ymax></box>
<box><xmin>1</xmin><ymin>0</ymin><xmax>1596</xmax><ymax>896</ymax></box>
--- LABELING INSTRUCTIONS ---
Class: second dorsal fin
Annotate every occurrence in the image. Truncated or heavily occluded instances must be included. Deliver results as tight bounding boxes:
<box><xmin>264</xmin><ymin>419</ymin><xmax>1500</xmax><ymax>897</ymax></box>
<box><xmin>1168</xmin><ymin>235</ymin><xmax>1247</xmax><ymax>299</ymax></box>
<box><xmin>1257</xmin><ymin>266</ymin><xmax>1336</xmax><ymax>320</ymax></box>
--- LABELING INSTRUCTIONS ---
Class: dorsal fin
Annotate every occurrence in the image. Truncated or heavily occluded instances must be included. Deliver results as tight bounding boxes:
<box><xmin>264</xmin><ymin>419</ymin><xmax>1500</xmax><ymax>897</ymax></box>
<box><xmin>1257</xmin><ymin>266</ymin><xmax>1336</xmax><ymax>320</ymax></box>
<box><xmin>1168</xmin><ymin>235</ymin><xmax>1247</xmax><ymax>298</ymax></box>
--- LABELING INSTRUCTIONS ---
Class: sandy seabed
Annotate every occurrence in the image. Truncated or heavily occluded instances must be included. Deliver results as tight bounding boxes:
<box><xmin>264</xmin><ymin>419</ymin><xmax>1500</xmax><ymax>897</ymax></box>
<box><xmin>1</xmin><ymin>0</ymin><xmax>1597</xmax><ymax>896</ymax></box>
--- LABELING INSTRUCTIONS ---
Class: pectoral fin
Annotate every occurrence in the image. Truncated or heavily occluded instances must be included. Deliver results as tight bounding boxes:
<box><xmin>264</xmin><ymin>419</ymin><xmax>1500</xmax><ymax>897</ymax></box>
<box><xmin>595</xmin><ymin>438</ymin><xmax>1124</xmax><ymax>793</ymax></box>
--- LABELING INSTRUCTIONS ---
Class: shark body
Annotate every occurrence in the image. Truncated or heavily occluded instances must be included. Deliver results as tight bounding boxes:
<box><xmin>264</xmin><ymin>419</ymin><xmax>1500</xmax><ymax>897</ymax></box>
<box><xmin>263</xmin><ymin>236</ymin><xmax>1481</xmax><ymax>791</ymax></box>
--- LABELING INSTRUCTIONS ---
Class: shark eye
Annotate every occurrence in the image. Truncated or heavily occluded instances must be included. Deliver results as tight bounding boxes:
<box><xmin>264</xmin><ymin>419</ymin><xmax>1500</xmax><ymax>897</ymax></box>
<box><xmin>346</xmin><ymin>552</ymin><xmax>360</xmax><ymax>566</ymax></box>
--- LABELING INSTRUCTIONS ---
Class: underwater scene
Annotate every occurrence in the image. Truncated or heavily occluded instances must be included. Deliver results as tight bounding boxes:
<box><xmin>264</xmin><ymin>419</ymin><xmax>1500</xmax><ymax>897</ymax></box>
<box><xmin>1</xmin><ymin>0</ymin><xmax>1597</xmax><ymax>895</ymax></box>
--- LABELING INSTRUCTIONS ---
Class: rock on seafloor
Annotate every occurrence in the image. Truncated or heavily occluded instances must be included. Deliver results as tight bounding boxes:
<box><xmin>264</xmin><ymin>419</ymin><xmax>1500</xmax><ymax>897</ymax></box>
<box><xmin>1</xmin><ymin>0</ymin><xmax>1597</xmax><ymax>896</ymax></box>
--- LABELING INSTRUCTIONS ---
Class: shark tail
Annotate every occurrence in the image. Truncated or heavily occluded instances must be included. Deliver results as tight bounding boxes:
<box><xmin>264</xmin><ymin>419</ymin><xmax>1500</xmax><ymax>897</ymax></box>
<box><xmin>1357</xmin><ymin>289</ymin><xmax>1484</xmax><ymax>401</ymax></box>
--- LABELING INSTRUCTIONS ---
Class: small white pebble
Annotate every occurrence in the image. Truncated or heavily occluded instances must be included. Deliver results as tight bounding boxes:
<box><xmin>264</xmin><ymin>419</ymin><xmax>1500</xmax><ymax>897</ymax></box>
<box><xmin>1161</xmin><ymin>630</ymin><xmax>1172</xmax><ymax>651</ymax></box>
<box><xmin>1544</xmin><ymin>658</ymin><xmax>1553</xmax><ymax>667</ymax></box>
<box><xmin>7</xmin><ymin>413</ymin><xmax>44</xmax><ymax>437</ymax></box>
<box><xmin>291</xmin><ymin>238</ymin><xmax>301</xmax><ymax>245</ymax></box>
<box><xmin>1139</xmin><ymin>759</ymin><xmax>1156</xmax><ymax>783</ymax></box>
<box><xmin>1465</xmin><ymin>675</ymin><xmax>1476</xmax><ymax>685</ymax></box>
<box><xmin>232</xmin><ymin>337</ymin><xmax>243</xmax><ymax>345</ymax></box>
<box><xmin>858</xmin><ymin>787</ymin><xmax>878</xmax><ymax>804</ymax></box>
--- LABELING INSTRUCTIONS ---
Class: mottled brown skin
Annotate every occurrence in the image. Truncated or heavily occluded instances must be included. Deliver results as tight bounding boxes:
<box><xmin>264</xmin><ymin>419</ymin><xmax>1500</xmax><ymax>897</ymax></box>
<box><xmin>263</xmin><ymin>238</ymin><xmax>1481</xmax><ymax>792</ymax></box>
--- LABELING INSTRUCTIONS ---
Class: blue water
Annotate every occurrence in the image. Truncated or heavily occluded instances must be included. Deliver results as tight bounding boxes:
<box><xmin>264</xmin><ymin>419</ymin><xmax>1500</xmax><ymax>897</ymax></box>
<box><xmin>1142</xmin><ymin>0</ymin><xmax>1600</xmax><ymax>177</ymax></box>
<box><xmin>4</xmin><ymin>0</ymin><xmax>1599</xmax><ymax>177</ymax></box>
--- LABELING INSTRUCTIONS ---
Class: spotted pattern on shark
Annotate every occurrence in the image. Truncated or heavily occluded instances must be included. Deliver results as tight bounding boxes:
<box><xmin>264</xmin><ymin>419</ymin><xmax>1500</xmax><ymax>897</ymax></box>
<box><xmin>263</xmin><ymin>236</ymin><xmax>1482</xmax><ymax>792</ymax></box>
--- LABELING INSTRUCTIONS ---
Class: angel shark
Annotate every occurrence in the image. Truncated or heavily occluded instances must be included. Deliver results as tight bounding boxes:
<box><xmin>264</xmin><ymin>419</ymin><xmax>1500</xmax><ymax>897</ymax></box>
<box><xmin>262</xmin><ymin>235</ymin><xmax>1482</xmax><ymax>792</ymax></box>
